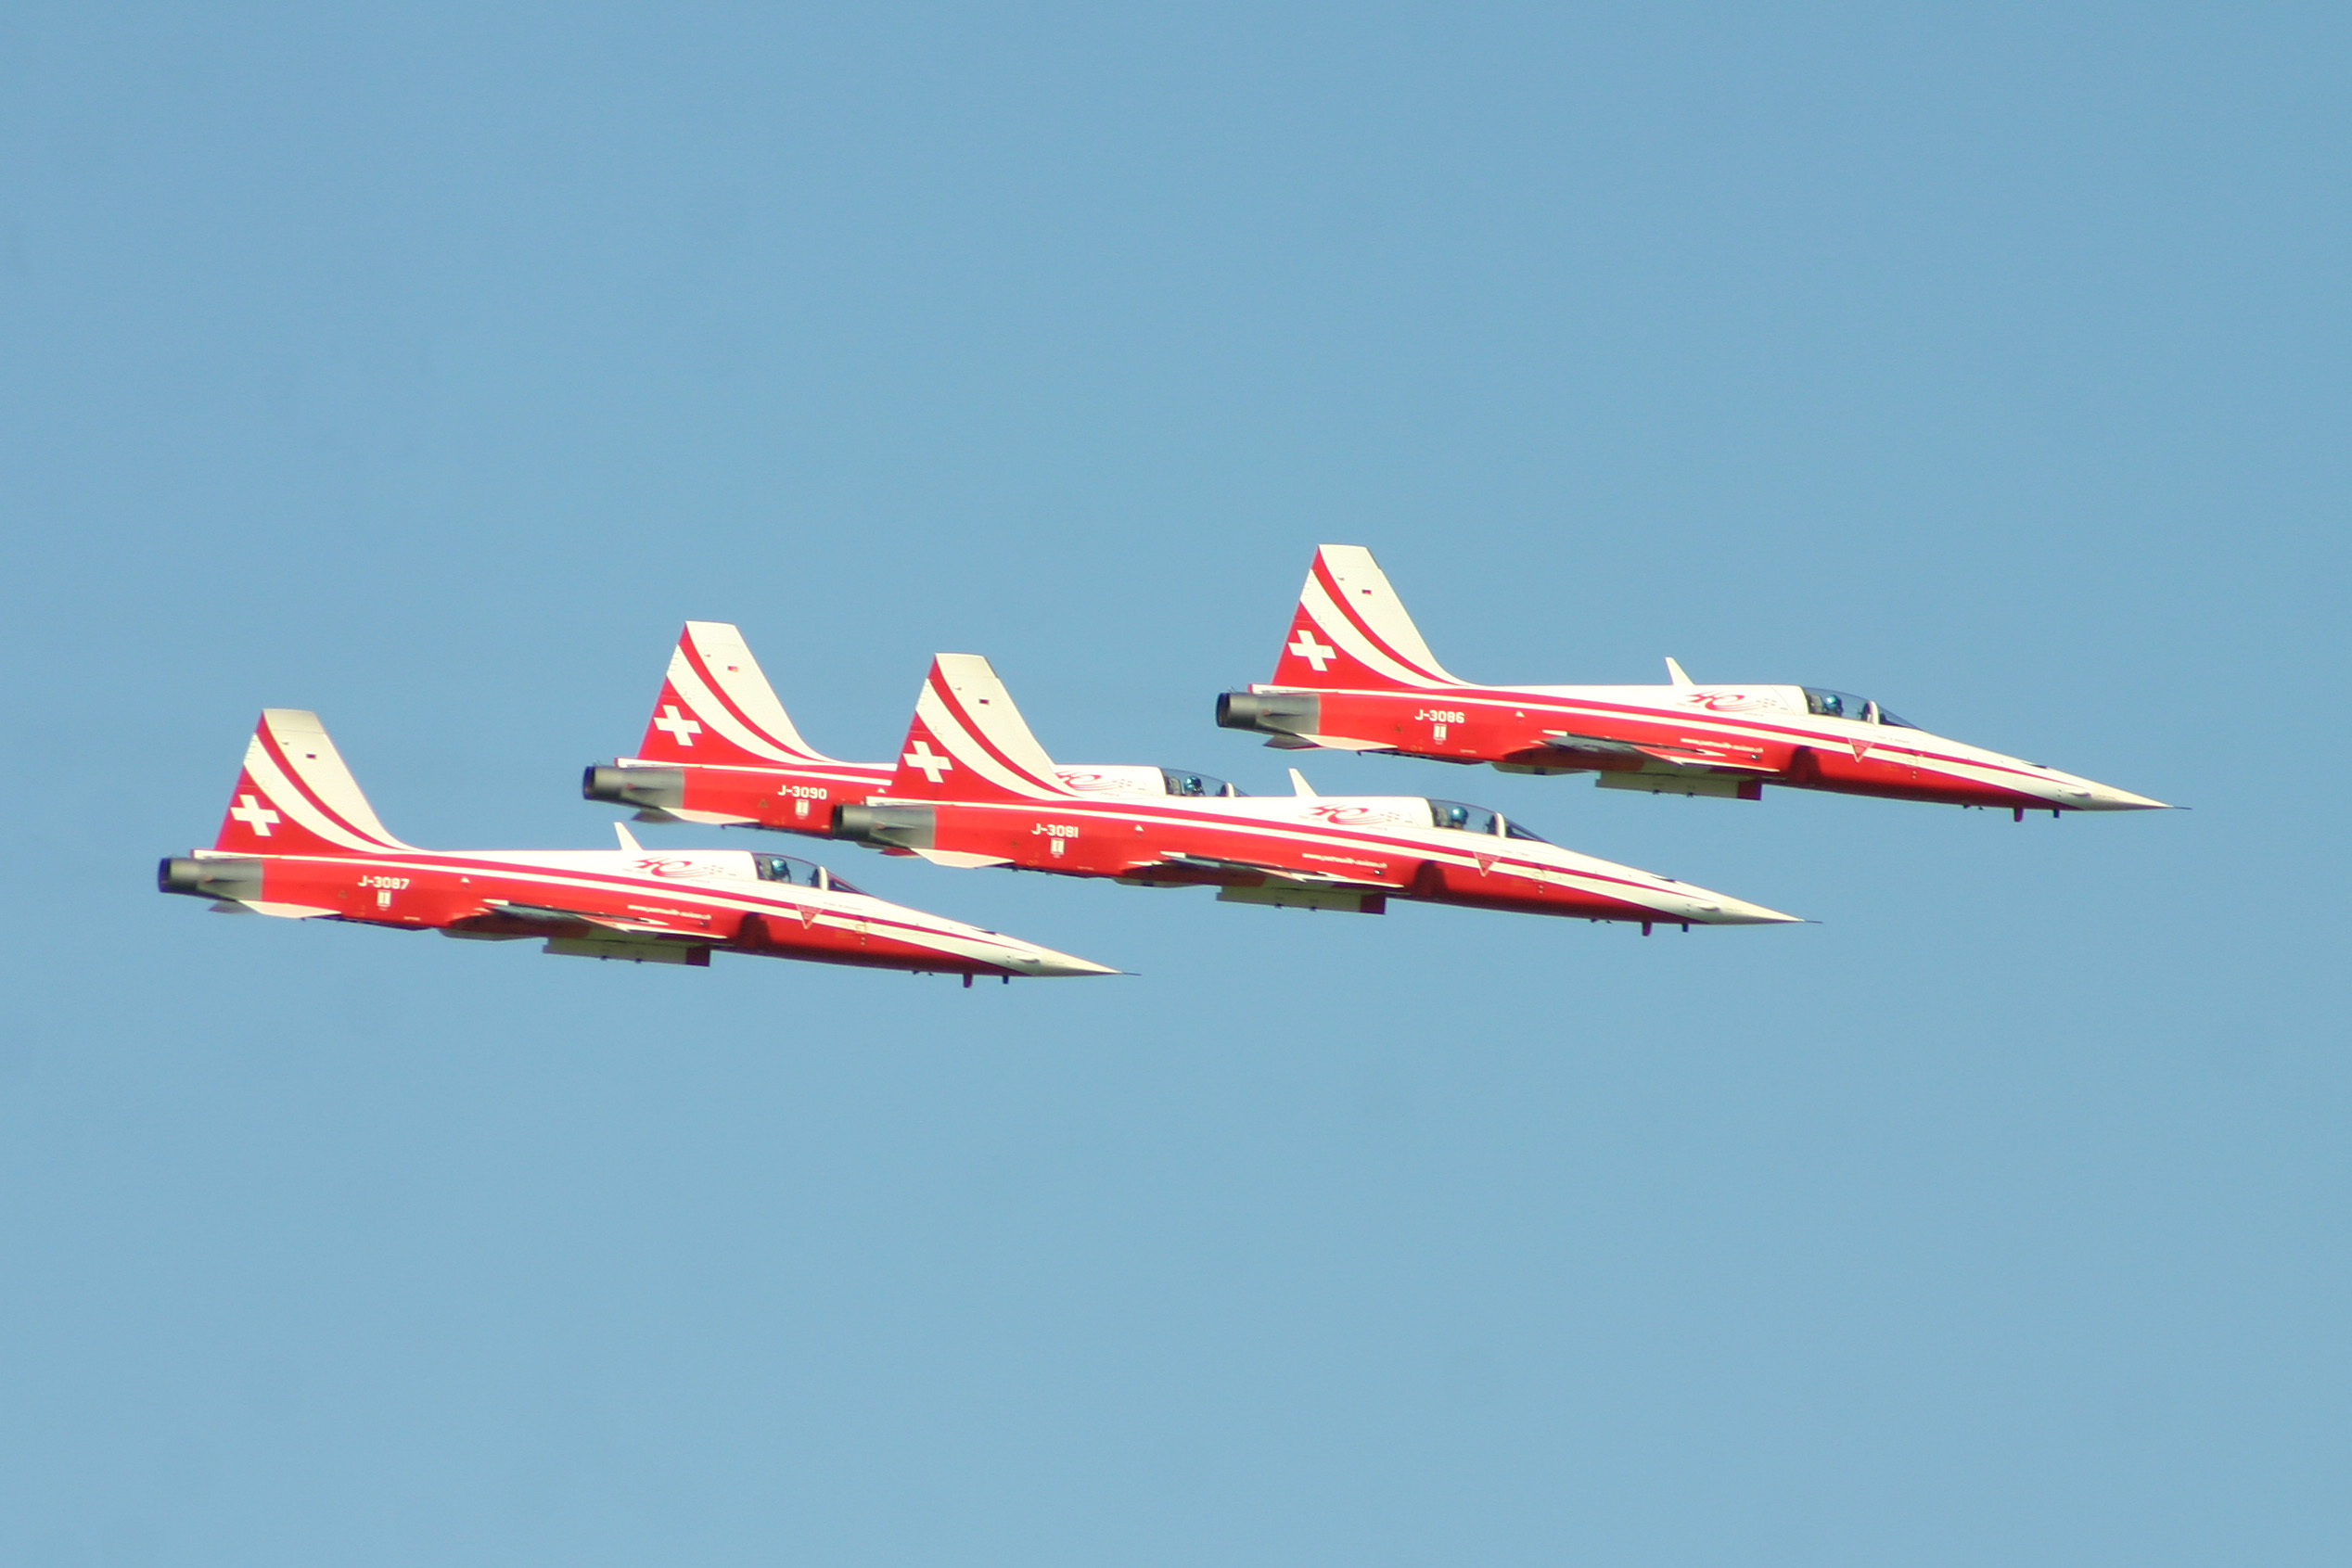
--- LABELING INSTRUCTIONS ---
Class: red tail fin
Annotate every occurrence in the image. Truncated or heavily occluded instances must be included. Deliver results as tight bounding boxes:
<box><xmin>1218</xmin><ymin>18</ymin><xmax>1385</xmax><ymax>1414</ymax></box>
<box><xmin>885</xmin><ymin>656</ymin><xmax>1069</xmax><ymax>802</ymax></box>
<box><xmin>213</xmin><ymin>710</ymin><xmax>414</xmax><ymax>856</ymax></box>
<box><xmin>1270</xmin><ymin>544</ymin><xmax>1462</xmax><ymax>691</ymax></box>
<box><xmin>635</xmin><ymin>621</ymin><xmax>841</xmax><ymax>766</ymax></box>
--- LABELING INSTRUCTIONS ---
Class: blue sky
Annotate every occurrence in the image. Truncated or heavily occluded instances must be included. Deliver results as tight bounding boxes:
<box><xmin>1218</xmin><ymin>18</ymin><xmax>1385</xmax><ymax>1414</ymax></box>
<box><xmin>3</xmin><ymin>5</ymin><xmax>2346</xmax><ymax>1563</ymax></box>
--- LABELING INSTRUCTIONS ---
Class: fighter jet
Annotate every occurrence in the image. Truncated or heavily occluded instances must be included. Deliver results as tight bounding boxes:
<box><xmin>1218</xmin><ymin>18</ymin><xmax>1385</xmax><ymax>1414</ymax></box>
<box><xmin>826</xmin><ymin>653</ymin><xmax>1801</xmax><ymax>932</ymax></box>
<box><xmin>1215</xmin><ymin>545</ymin><xmax>2169</xmax><ymax>819</ymax></box>
<box><xmin>160</xmin><ymin>709</ymin><xmax>1117</xmax><ymax>980</ymax></box>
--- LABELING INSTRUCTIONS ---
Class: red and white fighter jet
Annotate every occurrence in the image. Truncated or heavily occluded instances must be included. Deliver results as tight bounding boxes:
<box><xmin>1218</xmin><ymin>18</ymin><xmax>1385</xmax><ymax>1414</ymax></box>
<box><xmin>1217</xmin><ymin>545</ymin><xmax>2169</xmax><ymax>818</ymax></box>
<box><xmin>160</xmin><ymin>708</ymin><xmax>1117</xmax><ymax>980</ymax></box>
<box><xmin>825</xmin><ymin>654</ymin><xmax>1801</xmax><ymax>931</ymax></box>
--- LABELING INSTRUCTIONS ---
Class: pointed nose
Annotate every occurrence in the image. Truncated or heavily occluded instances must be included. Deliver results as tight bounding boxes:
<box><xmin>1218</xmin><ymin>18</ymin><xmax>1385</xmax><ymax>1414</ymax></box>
<box><xmin>1001</xmin><ymin>944</ymin><xmax>1122</xmax><ymax>977</ymax></box>
<box><xmin>1660</xmin><ymin>887</ymin><xmax>1805</xmax><ymax>925</ymax></box>
<box><xmin>2030</xmin><ymin>771</ymin><xmax>2170</xmax><ymax>810</ymax></box>
<box><xmin>1695</xmin><ymin>895</ymin><xmax>1805</xmax><ymax>925</ymax></box>
<box><xmin>2075</xmin><ymin>780</ymin><xmax>2171</xmax><ymax>810</ymax></box>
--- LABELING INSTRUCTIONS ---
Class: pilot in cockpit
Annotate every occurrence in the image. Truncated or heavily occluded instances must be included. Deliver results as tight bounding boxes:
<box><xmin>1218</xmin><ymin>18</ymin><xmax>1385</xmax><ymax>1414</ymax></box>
<box><xmin>751</xmin><ymin>853</ymin><xmax>863</xmax><ymax>895</ymax></box>
<box><xmin>1803</xmin><ymin>688</ymin><xmax>1917</xmax><ymax>729</ymax></box>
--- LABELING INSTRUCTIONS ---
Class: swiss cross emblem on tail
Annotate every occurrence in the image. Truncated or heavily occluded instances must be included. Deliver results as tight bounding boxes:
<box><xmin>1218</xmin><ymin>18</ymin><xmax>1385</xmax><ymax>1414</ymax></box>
<box><xmin>1265</xmin><ymin>545</ymin><xmax>1464</xmax><ymax>693</ymax></box>
<box><xmin>1272</xmin><ymin>604</ymin><xmax>1361</xmax><ymax>689</ymax></box>
<box><xmin>635</xmin><ymin>668</ymin><xmax>749</xmax><ymax>763</ymax></box>
<box><xmin>215</xmin><ymin>764</ymin><xmax>305</xmax><ymax>852</ymax></box>
<box><xmin>902</xmin><ymin>739</ymin><xmax>953</xmax><ymax>784</ymax></box>
<box><xmin>228</xmin><ymin>793</ymin><xmax>280</xmax><ymax>836</ymax></box>
<box><xmin>1287</xmin><ymin>631</ymin><xmax>1336</xmax><ymax>671</ymax></box>
<box><xmin>652</xmin><ymin>704</ymin><xmax>702</xmax><ymax>746</ymax></box>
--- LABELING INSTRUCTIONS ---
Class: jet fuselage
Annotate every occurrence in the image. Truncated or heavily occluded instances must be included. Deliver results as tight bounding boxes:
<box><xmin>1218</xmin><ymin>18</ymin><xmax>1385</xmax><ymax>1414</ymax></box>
<box><xmin>164</xmin><ymin>842</ymin><xmax>1109</xmax><ymax>975</ymax></box>
<box><xmin>174</xmin><ymin>708</ymin><xmax>1113</xmax><ymax>978</ymax></box>
<box><xmin>1225</xmin><ymin>677</ymin><xmax>2165</xmax><ymax>813</ymax></box>
<box><xmin>1226</xmin><ymin>544</ymin><xmax>2167</xmax><ymax>816</ymax></box>
<box><xmin>837</xmin><ymin>781</ymin><xmax>1799</xmax><ymax>927</ymax></box>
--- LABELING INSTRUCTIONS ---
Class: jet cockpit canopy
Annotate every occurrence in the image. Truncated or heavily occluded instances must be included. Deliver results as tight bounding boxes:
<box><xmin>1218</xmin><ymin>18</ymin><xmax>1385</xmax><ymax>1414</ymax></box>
<box><xmin>1161</xmin><ymin>769</ymin><xmax>1242</xmax><ymax>797</ymax></box>
<box><xmin>1801</xmin><ymin>688</ymin><xmax>1917</xmax><ymax>728</ymax></box>
<box><xmin>1425</xmin><ymin>799</ymin><xmax>1552</xmax><ymax>843</ymax></box>
<box><xmin>751</xmin><ymin>852</ymin><xmax>864</xmax><ymax>896</ymax></box>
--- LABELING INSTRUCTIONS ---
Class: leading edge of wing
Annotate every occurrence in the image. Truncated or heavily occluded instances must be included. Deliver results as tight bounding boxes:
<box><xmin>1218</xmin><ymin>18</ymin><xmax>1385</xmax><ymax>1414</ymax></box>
<box><xmin>452</xmin><ymin>900</ymin><xmax>701</xmax><ymax>942</ymax></box>
<box><xmin>1119</xmin><ymin>850</ymin><xmax>1374</xmax><ymax>889</ymax></box>
<box><xmin>1539</xmin><ymin>731</ymin><xmax>1778</xmax><ymax>774</ymax></box>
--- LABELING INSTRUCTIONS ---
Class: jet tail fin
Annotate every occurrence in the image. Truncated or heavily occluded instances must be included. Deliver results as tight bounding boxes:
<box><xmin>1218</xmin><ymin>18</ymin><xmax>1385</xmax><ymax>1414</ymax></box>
<box><xmin>1272</xmin><ymin>544</ymin><xmax>1463</xmax><ymax>691</ymax></box>
<box><xmin>635</xmin><ymin>621</ymin><xmax>839</xmax><ymax>766</ymax></box>
<box><xmin>212</xmin><ymin>710</ymin><xmax>414</xmax><ymax>856</ymax></box>
<box><xmin>887</xmin><ymin>655</ymin><xmax>1069</xmax><ymax>801</ymax></box>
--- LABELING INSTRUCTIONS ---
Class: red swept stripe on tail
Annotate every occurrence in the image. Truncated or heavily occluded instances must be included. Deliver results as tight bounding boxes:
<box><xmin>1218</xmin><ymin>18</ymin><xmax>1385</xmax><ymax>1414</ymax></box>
<box><xmin>1269</xmin><ymin>544</ymin><xmax>1462</xmax><ymax>691</ymax></box>
<box><xmin>213</xmin><ymin>710</ymin><xmax>413</xmax><ymax>856</ymax></box>
<box><xmin>883</xmin><ymin>655</ymin><xmax>1070</xmax><ymax>802</ymax></box>
<box><xmin>635</xmin><ymin>621</ymin><xmax>840</xmax><ymax>766</ymax></box>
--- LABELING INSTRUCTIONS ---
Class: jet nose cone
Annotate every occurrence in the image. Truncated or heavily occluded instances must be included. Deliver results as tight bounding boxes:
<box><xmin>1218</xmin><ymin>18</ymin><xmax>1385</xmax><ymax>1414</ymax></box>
<box><xmin>1660</xmin><ymin>887</ymin><xmax>1804</xmax><ymax>925</ymax></box>
<box><xmin>2079</xmin><ymin>781</ymin><xmax>2171</xmax><ymax>810</ymax></box>
<box><xmin>1003</xmin><ymin>945</ymin><xmax>1122</xmax><ymax>977</ymax></box>
<box><xmin>1698</xmin><ymin>895</ymin><xmax>1806</xmax><ymax>925</ymax></box>
<box><xmin>2030</xmin><ymin>765</ymin><xmax>2170</xmax><ymax>810</ymax></box>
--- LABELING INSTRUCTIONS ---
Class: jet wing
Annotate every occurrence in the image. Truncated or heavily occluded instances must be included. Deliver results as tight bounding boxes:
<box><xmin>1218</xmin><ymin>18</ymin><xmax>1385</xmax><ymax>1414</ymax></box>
<box><xmin>906</xmin><ymin>848</ymin><xmax>1015</xmax><ymax>869</ymax></box>
<box><xmin>452</xmin><ymin>900</ymin><xmax>703</xmax><ymax>941</ymax></box>
<box><xmin>1540</xmin><ymin>731</ymin><xmax>1777</xmax><ymax>774</ymax></box>
<box><xmin>1122</xmin><ymin>850</ymin><xmax>1387</xmax><ymax>890</ymax></box>
<box><xmin>210</xmin><ymin>899</ymin><xmax>339</xmax><ymax>919</ymax></box>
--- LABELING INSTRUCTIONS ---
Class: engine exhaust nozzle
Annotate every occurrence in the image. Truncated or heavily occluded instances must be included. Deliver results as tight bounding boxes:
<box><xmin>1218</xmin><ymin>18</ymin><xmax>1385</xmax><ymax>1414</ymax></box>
<box><xmin>158</xmin><ymin>856</ymin><xmax>264</xmax><ymax>902</ymax></box>
<box><xmin>582</xmin><ymin>764</ymin><xmax>685</xmax><ymax>810</ymax></box>
<box><xmin>1216</xmin><ymin>689</ymin><xmax>1320</xmax><ymax>735</ymax></box>
<box><xmin>831</xmin><ymin>802</ymin><xmax>936</xmax><ymax>850</ymax></box>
